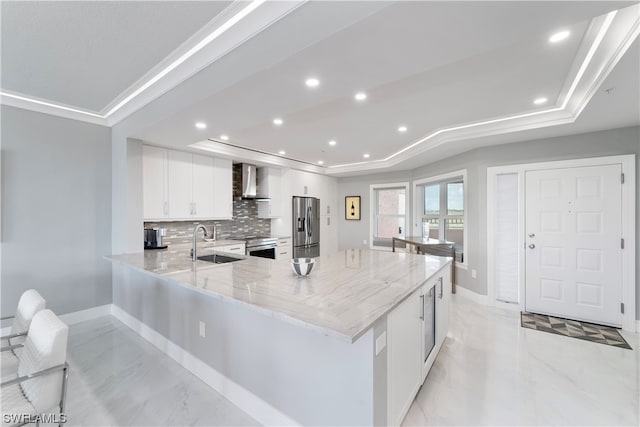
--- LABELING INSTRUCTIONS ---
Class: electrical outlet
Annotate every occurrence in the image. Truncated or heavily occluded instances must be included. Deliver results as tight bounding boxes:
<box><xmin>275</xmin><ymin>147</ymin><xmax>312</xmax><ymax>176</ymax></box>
<box><xmin>199</xmin><ymin>321</ymin><xmax>206</xmax><ymax>338</ymax></box>
<box><xmin>471</xmin><ymin>269</ymin><xmax>477</xmax><ymax>279</ymax></box>
<box><xmin>304</xmin><ymin>185</ymin><xmax>308</xmax><ymax>195</ymax></box>
<box><xmin>363</xmin><ymin>240</ymin><xmax>367</xmax><ymax>245</ymax></box>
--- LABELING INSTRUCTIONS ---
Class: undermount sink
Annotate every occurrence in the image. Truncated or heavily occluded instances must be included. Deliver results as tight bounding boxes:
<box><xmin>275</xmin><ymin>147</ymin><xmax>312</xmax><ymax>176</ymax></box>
<box><xmin>197</xmin><ymin>254</ymin><xmax>244</xmax><ymax>264</ymax></box>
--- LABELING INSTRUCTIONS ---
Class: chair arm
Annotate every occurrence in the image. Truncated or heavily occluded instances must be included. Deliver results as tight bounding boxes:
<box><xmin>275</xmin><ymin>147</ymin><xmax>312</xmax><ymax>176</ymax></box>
<box><xmin>0</xmin><ymin>315</ymin><xmax>15</xmax><ymax>321</ymax></box>
<box><xmin>1</xmin><ymin>343</ymin><xmax>24</xmax><ymax>353</ymax></box>
<box><xmin>0</xmin><ymin>331</ymin><xmax>27</xmax><ymax>341</ymax></box>
<box><xmin>1</xmin><ymin>362</ymin><xmax>68</xmax><ymax>388</ymax></box>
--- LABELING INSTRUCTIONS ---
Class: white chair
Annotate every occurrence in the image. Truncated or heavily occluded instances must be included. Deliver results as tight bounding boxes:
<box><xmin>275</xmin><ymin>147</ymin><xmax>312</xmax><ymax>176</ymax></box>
<box><xmin>1</xmin><ymin>309</ymin><xmax>69</xmax><ymax>427</ymax></box>
<box><xmin>1</xmin><ymin>290</ymin><xmax>46</xmax><ymax>380</ymax></box>
<box><xmin>1</xmin><ymin>289</ymin><xmax>47</xmax><ymax>346</ymax></box>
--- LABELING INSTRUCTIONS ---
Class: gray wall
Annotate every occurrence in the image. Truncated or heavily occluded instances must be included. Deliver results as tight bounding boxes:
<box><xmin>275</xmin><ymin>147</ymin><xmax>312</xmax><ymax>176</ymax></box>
<box><xmin>1</xmin><ymin>105</ymin><xmax>113</xmax><ymax>315</ymax></box>
<box><xmin>337</xmin><ymin>126</ymin><xmax>640</xmax><ymax>320</ymax></box>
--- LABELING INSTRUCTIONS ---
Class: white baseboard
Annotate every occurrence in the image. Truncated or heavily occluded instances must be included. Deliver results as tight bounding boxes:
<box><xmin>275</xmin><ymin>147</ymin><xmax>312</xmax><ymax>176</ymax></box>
<box><xmin>111</xmin><ymin>305</ymin><xmax>299</xmax><ymax>427</ymax></box>
<box><xmin>59</xmin><ymin>304</ymin><xmax>113</xmax><ymax>325</ymax></box>
<box><xmin>454</xmin><ymin>285</ymin><xmax>489</xmax><ymax>305</ymax></box>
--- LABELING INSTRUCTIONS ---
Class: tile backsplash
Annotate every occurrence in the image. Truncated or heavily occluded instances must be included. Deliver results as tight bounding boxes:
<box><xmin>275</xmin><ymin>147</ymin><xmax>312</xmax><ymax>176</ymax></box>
<box><xmin>144</xmin><ymin>199</ymin><xmax>271</xmax><ymax>246</ymax></box>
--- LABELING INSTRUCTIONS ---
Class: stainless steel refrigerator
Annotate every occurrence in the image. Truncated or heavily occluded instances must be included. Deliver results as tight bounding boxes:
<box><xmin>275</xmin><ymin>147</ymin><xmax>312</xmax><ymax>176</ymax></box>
<box><xmin>292</xmin><ymin>196</ymin><xmax>320</xmax><ymax>258</ymax></box>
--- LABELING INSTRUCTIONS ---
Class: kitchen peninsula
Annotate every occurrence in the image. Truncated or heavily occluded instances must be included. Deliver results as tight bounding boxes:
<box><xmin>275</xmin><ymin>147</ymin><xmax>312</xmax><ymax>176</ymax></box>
<box><xmin>109</xmin><ymin>248</ymin><xmax>452</xmax><ymax>426</ymax></box>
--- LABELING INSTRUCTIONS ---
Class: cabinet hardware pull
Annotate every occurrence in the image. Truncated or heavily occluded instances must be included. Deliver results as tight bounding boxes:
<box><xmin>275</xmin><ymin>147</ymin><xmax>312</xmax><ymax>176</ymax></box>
<box><xmin>439</xmin><ymin>277</ymin><xmax>443</xmax><ymax>299</ymax></box>
<box><xmin>419</xmin><ymin>295</ymin><xmax>425</xmax><ymax>320</ymax></box>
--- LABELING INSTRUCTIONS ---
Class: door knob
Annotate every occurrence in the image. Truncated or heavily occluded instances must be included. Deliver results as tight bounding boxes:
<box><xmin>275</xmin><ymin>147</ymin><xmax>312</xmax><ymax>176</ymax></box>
<box><xmin>528</xmin><ymin>244</ymin><xmax>535</xmax><ymax>249</ymax></box>
<box><xmin>528</xmin><ymin>233</ymin><xmax>535</xmax><ymax>238</ymax></box>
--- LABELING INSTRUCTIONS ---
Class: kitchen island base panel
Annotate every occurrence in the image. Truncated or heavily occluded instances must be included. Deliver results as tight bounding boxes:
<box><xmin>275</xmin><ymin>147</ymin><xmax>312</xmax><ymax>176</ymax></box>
<box><xmin>112</xmin><ymin>263</ymin><xmax>385</xmax><ymax>426</ymax></box>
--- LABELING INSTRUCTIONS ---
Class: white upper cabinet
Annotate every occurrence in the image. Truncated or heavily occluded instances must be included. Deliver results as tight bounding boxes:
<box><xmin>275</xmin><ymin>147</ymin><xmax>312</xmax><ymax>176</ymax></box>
<box><xmin>212</xmin><ymin>158</ymin><xmax>233</xmax><ymax>220</ymax></box>
<box><xmin>143</xmin><ymin>146</ymin><xmax>233</xmax><ymax>221</ymax></box>
<box><xmin>320</xmin><ymin>175</ymin><xmax>338</xmax><ymax>216</ymax></box>
<box><xmin>192</xmin><ymin>154</ymin><xmax>215</xmax><ymax>219</ymax></box>
<box><xmin>257</xmin><ymin>167</ymin><xmax>282</xmax><ymax>218</ymax></box>
<box><xmin>168</xmin><ymin>150</ymin><xmax>193</xmax><ymax>219</ymax></box>
<box><xmin>142</xmin><ymin>145</ymin><xmax>169</xmax><ymax>220</ymax></box>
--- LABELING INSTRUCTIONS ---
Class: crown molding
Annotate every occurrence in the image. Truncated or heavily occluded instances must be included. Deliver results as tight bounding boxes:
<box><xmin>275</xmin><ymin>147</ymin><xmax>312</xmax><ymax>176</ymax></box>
<box><xmin>0</xmin><ymin>90</ymin><xmax>108</xmax><ymax>126</ymax></box>
<box><xmin>105</xmin><ymin>0</ymin><xmax>306</xmax><ymax>126</ymax></box>
<box><xmin>326</xmin><ymin>6</ymin><xmax>639</xmax><ymax>176</ymax></box>
<box><xmin>0</xmin><ymin>0</ymin><xmax>306</xmax><ymax>127</ymax></box>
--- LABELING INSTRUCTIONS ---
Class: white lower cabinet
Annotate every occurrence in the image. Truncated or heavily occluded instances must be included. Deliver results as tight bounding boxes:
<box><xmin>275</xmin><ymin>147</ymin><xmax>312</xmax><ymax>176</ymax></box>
<box><xmin>387</xmin><ymin>289</ymin><xmax>423</xmax><ymax>426</ymax></box>
<box><xmin>277</xmin><ymin>237</ymin><xmax>292</xmax><ymax>259</ymax></box>
<box><xmin>387</xmin><ymin>264</ymin><xmax>452</xmax><ymax>426</ymax></box>
<box><xmin>320</xmin><ymin>216</ymin><xmax>338</xmax><ymax>256</ymax></box>
<box><xmin>215</xmin><ymin>243</ymin><xmax>245</xmax><ymax>255</ymax></box>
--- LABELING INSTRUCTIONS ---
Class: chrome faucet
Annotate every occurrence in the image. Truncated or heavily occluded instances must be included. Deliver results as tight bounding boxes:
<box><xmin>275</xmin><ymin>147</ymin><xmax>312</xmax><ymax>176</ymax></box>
<box><xmin>192</xmin><ymin>224</ymin><xmax>208</xmax><ymax>262</ymax></box>
<box><xmin>211</xmin><ymin>223</ymin><xmax>217</xmax><ymax>241</ymax></box>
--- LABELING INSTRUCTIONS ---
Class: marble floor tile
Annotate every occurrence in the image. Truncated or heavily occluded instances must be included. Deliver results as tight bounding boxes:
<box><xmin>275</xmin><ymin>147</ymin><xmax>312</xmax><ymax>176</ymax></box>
<box><xmin>403</xmin><ymin>295</ymin><xmax>640</xmax><ymax>426</ymax></box>
<box><xmin>64</xmin><ymin>316</ymin><xmax>259</xmax><ymax>426</ymax></box>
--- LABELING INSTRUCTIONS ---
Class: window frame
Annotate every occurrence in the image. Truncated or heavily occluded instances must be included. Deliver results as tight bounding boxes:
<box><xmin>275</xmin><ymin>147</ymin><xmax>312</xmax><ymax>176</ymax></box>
<box><xmin>369</xmin><ymin>182</ymin><xmax>410</xmax><ymax>251</ymax></box>
<box><xmin>413</xmin><ymin>170</ymin><xmax>468</xmax><ymax>269</ymax></box>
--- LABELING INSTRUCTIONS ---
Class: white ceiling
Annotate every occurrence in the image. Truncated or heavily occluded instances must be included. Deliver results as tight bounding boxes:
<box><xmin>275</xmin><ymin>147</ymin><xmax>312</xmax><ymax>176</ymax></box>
<box><xmin>1</xmin><ymin>1</ymin><xmax>638</xmax><ymax>176</ymax></box>
<box><xmin>1</xmin><ymin>1</ymin><xmax>231</xmax><ymax>111</ymax></box>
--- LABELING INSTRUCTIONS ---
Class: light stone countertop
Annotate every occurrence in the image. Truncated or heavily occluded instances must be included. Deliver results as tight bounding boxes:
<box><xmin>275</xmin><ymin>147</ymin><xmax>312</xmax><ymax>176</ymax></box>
<box><xmin>108</xmin><ymin>248</ymin><xmax>451</xmax><ymax>343</ymax></box>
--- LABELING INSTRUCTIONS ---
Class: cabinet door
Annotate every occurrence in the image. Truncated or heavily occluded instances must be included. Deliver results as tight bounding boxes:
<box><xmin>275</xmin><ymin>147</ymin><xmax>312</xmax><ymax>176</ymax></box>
<box><xmin>192</xmin><ymin>154</ymin><xmax>215</xmax><ymax>218</ymax></box>
<box><xmin>142</xmin><ymin>145</ymin><xmax>168</xmax><ymax>220</ymax></box>
<box><xmin>319</xmin><ymin>216</ymin><xmax>337</xmax><ymax>255</ymax></box>
<box><xmin>268</xmin><ymin>169</ymin><xmax>282</xmax><ymax>217</ymax></box>
<box><xmin>213</xmin><ymin>158</ymin><xmax>233</xmax><ymax>219</ymax></box>
<box><xmin>168</xmin><ymin>150</ymin><xmax>193</xmax><ymax>219</ymax></box>
<box><xmin>387</xmin><ymin>290</ymin><xmax>422</xmax><ymax>426</ymax></box>
<box><xmin>319</xmin><ymin>176</ymin><xmax>338</xmax><ymax>216</ymax></box>
<box><xmin>436</xmin><ymin>267</ymin><xmax>451</xmax><ymax>347</ymax></box>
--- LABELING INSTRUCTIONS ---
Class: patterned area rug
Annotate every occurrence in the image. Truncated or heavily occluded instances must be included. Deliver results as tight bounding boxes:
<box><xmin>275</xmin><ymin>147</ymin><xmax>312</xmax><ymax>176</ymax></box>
<box><xmin>521</xmin><ymin>312</ymin><xmax>632</xmax><ymax>350</ymax></box>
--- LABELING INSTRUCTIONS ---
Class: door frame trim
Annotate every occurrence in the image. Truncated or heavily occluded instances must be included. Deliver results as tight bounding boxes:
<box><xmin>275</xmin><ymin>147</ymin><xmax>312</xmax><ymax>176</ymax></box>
<box><xmin>487</xmin><ymin>154</ymin><xmax>636</xmax><ymax>331</ymax></box>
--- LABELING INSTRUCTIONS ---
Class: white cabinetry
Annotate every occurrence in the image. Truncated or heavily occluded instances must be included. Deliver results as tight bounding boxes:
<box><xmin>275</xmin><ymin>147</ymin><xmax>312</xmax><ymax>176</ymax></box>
<box><xmin>168</xmin><ymin>150</ymin><xmax>193</xmax><ymax>219</ymax></box>
<box><xmin>192</xmin><ymin>154</ymin><xmax>215</xmax><ymax>218</ymax></box>
<box><xmin>215</xmin><ymin>242</ymin><xmax>245</xmax><ymax>255</ymax></box>
<box><xmin>277</xmin><ymin>237</ymin><xmax>292</xmax><ymax>259</ymax></box>
<box><xmin>257</xmin><ymin>167</ymin><xmax>282</xmax><ymax>218</ymax></box>
<box><xmin>142</xmin><ymin>145</ymin><xmax>168</xmax><ymax>220</ymax></box>
<box><xmin>143</xmin><ymin>146</ymin><xmax>233</xmax><ymax>221</ymax></box>
<box><xmin>387</xmin><ymin>290</ymin><xmax>422</xmax><ymax>426</ymax></box>
<box><xmin>436</xmin><ymin>267</ymin><xmax>451</xmax><ymax>348</ymax></box>
<box><xmin>320</xmin><ymin>216</ymin><xmax>338</xmax><ymax>255</ymax></box>
<box><xmin>213</xmin><ymin>158</ymin><xmax>233</xmax><ymax>220</ymax></box>
<box><xmin>387</xmin><ymin>264</ymin><xmax>452</xmax><ymax>426</ymax></box>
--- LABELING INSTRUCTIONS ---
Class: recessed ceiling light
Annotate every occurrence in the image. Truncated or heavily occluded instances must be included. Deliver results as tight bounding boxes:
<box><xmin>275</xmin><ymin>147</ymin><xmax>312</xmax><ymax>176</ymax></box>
<box><xmin>363</xmin><ymin>153</ymin><xmax>370</xmax><ymax>158</ymax></box>
<box><xmin>398</xmin><ymin>126</ymin><xmax>408</xmax><ymax>133</ymax></box>
<box><xmin>549</xmin><ymin>30</ymin><xmax>570</xmax><ymax>43</ymax></box>
<box><xmin>305</xmin><ymin>77</ymin><xmax>320</xmax><ymax>88</ymax></box>
<box><xmin>318</xmin><ymin>160</ymin><xmax>324</xmax><ymax>165</ymax></box>
<box><xmin>273</xmin><ymin>118</ymin><xmax>283</xmax><ymax>126</ymax></box>
<box><xmin>195</xmin><ymin>122</ymin><xmax>207</xmax><ymax>129</ymax></box>
<box><xmin>220</xmin><ymin>135</ymin><xmax>229</xmax><ymax>141</ymax></box>
<box><xmin>354</xmin><ymin>92</ymin><xmax>367</xmax><ymax>101</ymax></box>
<box><xmin>328</xmin><ymin>140</ymin><xmax>337</xmax><ymax>146</ymax></box>
<box><xmin>533</xmin><ymin>97</ymin><xmax>548</xmax><ymax>105</ymax></box>
<box><xmin>278</xmin><ymin>150</ymin><xmax>286</xmax><ymax>155</ymax></box>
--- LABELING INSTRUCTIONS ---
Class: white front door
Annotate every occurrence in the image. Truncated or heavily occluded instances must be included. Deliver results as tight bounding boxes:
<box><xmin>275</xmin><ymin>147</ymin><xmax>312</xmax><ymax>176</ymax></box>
<box><xmin>525</xmin><ymin>164</ymin><xmax>623</xmax><ymax>326</ymax></box>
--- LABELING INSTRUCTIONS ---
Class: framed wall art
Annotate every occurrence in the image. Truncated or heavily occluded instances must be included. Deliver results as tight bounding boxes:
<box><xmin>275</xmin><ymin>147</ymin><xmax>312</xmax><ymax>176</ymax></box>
<box><xmin>345</xmin><ymin>196</ymin><xmax>361</xmax><ymax>220</ymax></box>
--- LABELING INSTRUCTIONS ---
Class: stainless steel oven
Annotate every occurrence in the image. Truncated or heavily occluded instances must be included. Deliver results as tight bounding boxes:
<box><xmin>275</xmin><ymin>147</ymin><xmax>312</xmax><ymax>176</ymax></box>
<box><xmin>245</xmin><ymin>236</ymin><xmax>278</xmax><ymax>259</ymax></box>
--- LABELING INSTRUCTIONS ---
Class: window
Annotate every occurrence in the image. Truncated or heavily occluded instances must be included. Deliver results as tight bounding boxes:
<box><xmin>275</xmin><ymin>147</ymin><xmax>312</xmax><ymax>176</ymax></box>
<box><xmin>370</xmin><ymin>183</ymin><xmax>410</xmax><ymax>249</ymax></box>
<box><xmin>417</xmin><ymin>174</ymin><xmax>465</xmax><ymax>263</ymax></box>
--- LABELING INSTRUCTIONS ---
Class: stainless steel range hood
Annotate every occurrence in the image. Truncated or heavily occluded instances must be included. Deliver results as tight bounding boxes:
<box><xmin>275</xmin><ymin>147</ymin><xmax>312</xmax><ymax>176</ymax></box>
<box><xmin>234</xmin><ymin>163</ymin><xmax>270</xmax><ymax>200</ymax></box>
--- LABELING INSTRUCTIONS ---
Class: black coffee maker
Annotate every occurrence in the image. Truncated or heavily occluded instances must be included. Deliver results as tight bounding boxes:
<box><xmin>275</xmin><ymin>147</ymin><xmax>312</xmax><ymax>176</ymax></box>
<box><xmin>144</xmin><ymin>228</ymin><xmax>167</xmax><ymax>249</ymax></box>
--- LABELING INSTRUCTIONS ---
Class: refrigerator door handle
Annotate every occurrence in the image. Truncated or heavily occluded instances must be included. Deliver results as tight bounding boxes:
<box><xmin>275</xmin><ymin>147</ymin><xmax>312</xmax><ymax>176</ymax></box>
<box><xmin>307</xmin><ymin>206</ymin><xmax>312</xmax><ymax>239</ymax></box>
